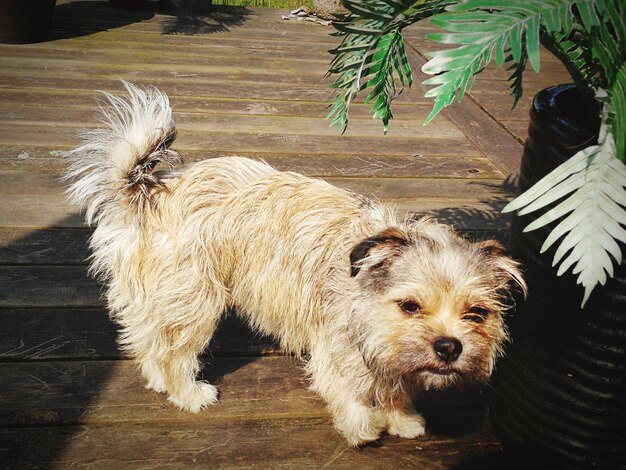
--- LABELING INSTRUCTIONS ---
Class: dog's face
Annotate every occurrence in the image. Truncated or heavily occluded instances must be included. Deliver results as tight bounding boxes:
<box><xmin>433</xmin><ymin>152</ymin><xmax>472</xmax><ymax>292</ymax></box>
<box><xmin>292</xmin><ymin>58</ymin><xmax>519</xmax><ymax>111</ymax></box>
<box><xmin>349</xmin><ymin>219</ymin><xmax>525</xmax><ymax>390</ymax></box>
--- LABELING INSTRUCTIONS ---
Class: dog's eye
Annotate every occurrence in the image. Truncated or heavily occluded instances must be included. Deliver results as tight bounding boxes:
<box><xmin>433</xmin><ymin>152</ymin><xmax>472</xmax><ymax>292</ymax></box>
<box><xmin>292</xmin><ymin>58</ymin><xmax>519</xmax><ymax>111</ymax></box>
<box><xmin>399</xmin><ymin>300</ymin><xmax>421</xmax><ymax>314</ymax></box>
<box><xmin>463</xmin><ymin>306</ymin><xmax>489</xmax><ymax>323</ymax></box>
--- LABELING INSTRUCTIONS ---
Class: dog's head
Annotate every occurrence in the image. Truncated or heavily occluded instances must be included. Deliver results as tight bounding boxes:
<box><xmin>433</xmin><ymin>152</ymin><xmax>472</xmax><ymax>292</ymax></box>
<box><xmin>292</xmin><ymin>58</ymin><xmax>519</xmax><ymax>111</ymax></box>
<box><xmin>349</xmin><ymin>217</ymin><xmax>526</xmax><ymax>390</ymax></box>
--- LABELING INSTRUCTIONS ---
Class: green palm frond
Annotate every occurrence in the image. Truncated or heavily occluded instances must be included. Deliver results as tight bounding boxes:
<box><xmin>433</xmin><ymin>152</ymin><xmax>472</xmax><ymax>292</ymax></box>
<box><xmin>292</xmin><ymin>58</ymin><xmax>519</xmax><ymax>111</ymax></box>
<box><xmin>543</xmin><ymin>30</ymin><xmax>597</xmax><ymax>93</ymax></box>
<box><xmin>327</xmin><ymin>0</ymin><xmax>454</xmax><ymax>133</ymax></box>
<box><xmin>609</xmin><ymin>64</ymin><xmax>626</xmax><ymax>161</ymax></box>
<box><xmin>421</xmin><ymin>0</ymin><xmax>600</xmax><ymax>123</ymax></box>
<box><xmin>362</xmin><ymin>31</ymin><xmax>413</xmax><ymax>128</ymax></box>
<box><xmin>591</xmin><ymin>0</ymin><xmax>626</xmax><ymax>161</ymax></box>
<box><xmin>506</xmin><ymin>45</ymin><xmax>527</xmax><ymax>108</ymax></box>
<box><xmin>503</xmin><ymin>103</ymin><xmax>626</xmax><ymax>306</ymax></box>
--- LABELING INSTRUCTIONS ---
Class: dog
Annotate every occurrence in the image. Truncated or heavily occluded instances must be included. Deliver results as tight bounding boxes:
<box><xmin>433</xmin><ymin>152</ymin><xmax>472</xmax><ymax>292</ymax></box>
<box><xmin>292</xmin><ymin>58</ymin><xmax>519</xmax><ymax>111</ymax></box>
<box><xmin>65</xmin><ymin>82</ymin><xmax>526</xmax><ymax>446</ymax></box>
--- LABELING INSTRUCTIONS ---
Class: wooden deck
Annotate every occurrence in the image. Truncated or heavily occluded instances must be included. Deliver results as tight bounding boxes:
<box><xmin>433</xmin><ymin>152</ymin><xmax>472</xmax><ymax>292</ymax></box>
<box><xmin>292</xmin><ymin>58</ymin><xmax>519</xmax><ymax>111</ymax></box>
<box><xmin>0</xmin><ymin>1</ymin><xmax>571</xmax><ymax>468</ymax></box>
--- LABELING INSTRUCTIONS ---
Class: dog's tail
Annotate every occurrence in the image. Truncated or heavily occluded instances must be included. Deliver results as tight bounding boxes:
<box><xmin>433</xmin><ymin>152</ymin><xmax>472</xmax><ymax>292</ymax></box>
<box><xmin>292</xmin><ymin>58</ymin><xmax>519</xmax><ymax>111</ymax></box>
<box><xmin>65</xmin><ymin>81</ymin><xmax>181</xmax><ymax>225</ymax></box>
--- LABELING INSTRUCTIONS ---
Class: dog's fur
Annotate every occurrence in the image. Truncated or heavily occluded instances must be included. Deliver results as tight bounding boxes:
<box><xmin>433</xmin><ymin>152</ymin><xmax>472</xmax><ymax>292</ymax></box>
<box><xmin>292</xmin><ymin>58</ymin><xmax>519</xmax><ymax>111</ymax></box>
<box><xmin>66</xmin><ymin>82</ymin><xmax>526</xmax><ymax>446</ymax></box>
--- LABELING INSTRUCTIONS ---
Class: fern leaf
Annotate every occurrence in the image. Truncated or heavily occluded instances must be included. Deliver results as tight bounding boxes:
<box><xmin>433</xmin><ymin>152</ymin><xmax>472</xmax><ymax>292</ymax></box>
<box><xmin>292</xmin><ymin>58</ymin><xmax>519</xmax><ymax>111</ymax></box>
<box><xmin>504</xmin><ymin>104</ymin><xmax>626</xmax><ymax>306</ymax></box>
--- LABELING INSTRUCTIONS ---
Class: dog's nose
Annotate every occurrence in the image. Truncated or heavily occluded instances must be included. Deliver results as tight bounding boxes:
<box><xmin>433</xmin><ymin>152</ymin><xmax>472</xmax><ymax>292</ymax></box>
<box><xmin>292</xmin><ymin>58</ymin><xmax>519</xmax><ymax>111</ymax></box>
<box><xmin>433</xmin><ymin>337</ymin><xmax>463</xmax><ymax>363</ymax></box>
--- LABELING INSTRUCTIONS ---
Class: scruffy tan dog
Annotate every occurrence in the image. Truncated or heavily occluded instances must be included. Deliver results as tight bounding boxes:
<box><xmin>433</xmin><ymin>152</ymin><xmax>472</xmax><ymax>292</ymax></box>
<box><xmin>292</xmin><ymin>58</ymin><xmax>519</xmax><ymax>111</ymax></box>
<box><xmin>66</xmin><ymin>83</ymin><xmax>526</xmax><ymax>446</ymax></box>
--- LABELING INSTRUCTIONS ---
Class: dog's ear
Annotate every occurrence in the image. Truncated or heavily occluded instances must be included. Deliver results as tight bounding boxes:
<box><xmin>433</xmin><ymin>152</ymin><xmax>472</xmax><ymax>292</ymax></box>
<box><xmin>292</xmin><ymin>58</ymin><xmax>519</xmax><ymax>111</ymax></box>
<box><xmin>350</xmin><ymin>227</ymin><xmax>409</xmax><ymax>277</ymax></box>
<box><xmin>476</xmin><ymin>239</ymin><xmax>506</xmax><ymax>257</ymax></box>
<box><xmin>476</xmin><ymin>240</ymin><xmax>527</xmax><ymax>298</ymax></box>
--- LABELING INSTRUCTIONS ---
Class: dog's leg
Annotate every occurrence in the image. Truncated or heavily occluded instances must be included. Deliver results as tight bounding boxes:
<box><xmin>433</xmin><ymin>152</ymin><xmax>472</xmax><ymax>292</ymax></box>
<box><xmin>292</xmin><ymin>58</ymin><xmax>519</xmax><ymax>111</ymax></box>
<box><xmin>141</xmin><ymin>357</ymin><xmax>167</xmax><ymax>393</ymax></box>
<box><xmin>306</xmin><ymin>338</ymin><xmax>384</xmax><ymax>446</ymax></box>
<box><xmin>128</xmin><ymin>291</ymin><xmax>227</xmax><ymax>413</ymax></box>
<box><xmin>384</xmin><ymin>393</ymin><xmax>426</xmax><ymax>439</ymax></box>
<box><xmin>158</xmin><ymin>347</ymin><xmax>220</xmax><ymax>413</ymax></box>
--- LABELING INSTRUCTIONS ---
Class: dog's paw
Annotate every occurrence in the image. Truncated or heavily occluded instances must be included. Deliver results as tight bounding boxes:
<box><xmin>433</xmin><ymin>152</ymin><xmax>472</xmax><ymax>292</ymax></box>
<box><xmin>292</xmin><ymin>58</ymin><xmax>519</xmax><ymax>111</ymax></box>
<box><xmin>337</xmin><ymin>403</ymin><xmax>384</xmax><ymax>446</ymax></box>
<box><xmin>141</xmin><ymin>361</ymin><xmax>167</xmax><ymax>394</ymax></box>
<box><xmin>386</xmin><ymin>409</ymin><xmax>426</xmax><ymax>439</ymax></box>
<box><xmin>146</xmin><ymin>379</ymin><xmax>167</xmax><ymax>394</ymax></box>
<box><xmin>144</xmin><ymin>373</ymin><xmax>167</xmax><ymax>394</ymax></box>
<box><xmin>168</xmin><ymin>381</ymin><xmax>219</xmax><ymax>413</ymax></box>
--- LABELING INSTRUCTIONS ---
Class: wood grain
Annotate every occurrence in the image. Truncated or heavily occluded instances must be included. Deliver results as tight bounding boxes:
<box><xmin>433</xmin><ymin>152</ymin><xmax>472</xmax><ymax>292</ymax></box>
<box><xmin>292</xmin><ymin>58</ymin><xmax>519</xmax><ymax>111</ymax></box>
<box><xmin>0</xmin><ymin>308</ymin><xmax>278</xmax><ymax>360</ymax></box>
<box><xmin>0</xmin><ymin>145</ymin><xmax>498</xmax><ymax>178</ymax></box>
<box><xmin>0</xmin><ymin>227</ymin><xmax>91</xmax><ymax>264</ymax></box>
<box><xmin>0</xmin><ymin>357</ymin><xmax>489</xmax><ymax>426</ymax></box>
<box><xmin>0</xmin><ymin>420</ymin><xmax>508</xmax><ymax>470</ymax></box>
<box><xmin>0</xmin><ymin>265</ymin><xmax>102</xmax><ymax>308</ymax></box>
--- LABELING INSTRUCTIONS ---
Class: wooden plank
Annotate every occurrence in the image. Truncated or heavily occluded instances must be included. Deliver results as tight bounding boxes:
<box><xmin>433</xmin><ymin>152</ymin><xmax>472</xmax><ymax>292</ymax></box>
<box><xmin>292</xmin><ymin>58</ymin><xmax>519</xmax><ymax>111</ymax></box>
<box><xmin>324</xmin><ymin>177</ymin><xmax>512</xmax><ymax>201</ymax></box>
<box><xmin>4</xmin><ymin>10</ymin><xmax>336</xmax><ymax>55</ymax></box>
<box><xmin>1</xmin><ymin>170</ymin><xmax>510</xmax><ymax>199</ymax></box>
<box><xmin>0</xmin><ymin>358</ymin><xmax>488</xmax><ymax>427</ymax></box>
<box><xmin>0</xmin><ymin>106</ymin><xmax>469</xmax><ymax>139</ymax></box>
<box><xmin>0</xmin><ymin>308</ymin><xmax>278</xmax><ymax>360</ymax></box>
<box><xmin>465</xmin><ymin>89</ymin><xmax>535</xmax><ymax>122</ymax></box>
<box><xmin>0</xmin><ymin>65</ymin><xmax>416</xmax><ymax>105</ymax></box>
<box><xmin>20</xmin><ymin>27</ymin><xmax>339</xmax><ymax>56</ymax></box>
<box><xmin>48</xmin><ymin>18</ymin><xmax>337</xmax><ymax>50</ymax></box>
<box><xmin>407</xmin><ymin>201</ymin><xmax>512</xmax><ymax>232</ymax></box>
<box><xmin>0</xmin><ymin>308</ymin><xmax>119</xmax><ymax>361</ymax></box>
<box><xmin>0</xmin><ymin>358</ymin><xmax>324</xmax><ymax>427</ymax></box>
<box><xmin>0</xmin><ymin>163</ymin><xmax>513</xmax><ymax>228</ymax></box>
<box><xmin>0</xmin><ymin>197</ymin><xmax>83</xmax><ymax>229</ymax></box>
<box><xmin>499</xmin><ymin>120</ymin><xmax>530</xmax><ymax>142</ymax></box>
<box><xmin>0</xmin><ymin>228</ymin><xmax>90</xmax><ymax>264</ymax></box>
<box><xmin>402</xmin><ymin>44</ymin><xmax>525</xmax><ymax>176</ymax></box>
<box><xmin>45</xmin><ymin>26</ymin><xmax>337</xmax><ymax>54</ymax></box>
<box><xmin>0</xmin><ymin>147</ymin><xmax>501</xmax><ymax>179</ymax></box>
<box><xmin>0</xmin><ymin>266</ymin><xmax>101</xmax><ymax>308</ymax></box>
<box><xmin>0</xmin><ymin>88</ymin><xmax>430</xmax><ymax>120</ymax></box>
<box><xmin>0</xmin><ymin>56</ymin><xmax>332</xmax><ymax>87</ymax></box>
<box><xmin>0</xmin><ymin>74</ymin><xmax>335</xmax><ymax>103</ymax></box>
<box><xmin>0</xmin><ymin>419</ymin><xmax>505</xmax><ymax>470</ymax></box>
<box><xmin>0</xmin><ymin>124</ymin><xmax>483</xmax><ymax>158</ymax></box>
<box><xmin>0</xmin><ymin>39</ymin><xmax>334</xmax><ymax>68</ymax></box>
<box><xmin>0</xmin><ymin>75</ymin><xmax>332</xmax><ymax>105</ymax></box>
<box><xmin>46</xmin><ymin>7</ymin><xmax>339</xmax><ymax>45</ymax></box>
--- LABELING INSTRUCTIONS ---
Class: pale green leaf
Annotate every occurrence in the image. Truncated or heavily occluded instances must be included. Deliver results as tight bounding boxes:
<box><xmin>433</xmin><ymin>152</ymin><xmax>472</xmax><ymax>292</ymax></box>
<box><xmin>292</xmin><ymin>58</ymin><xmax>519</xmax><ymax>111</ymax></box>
<box><xmin>507</xmin><ymin>104</ymin><xmax>626</xmax><ymax>306</ymax></box>
<box><xmin>517</xmin><ymin>170</ymin><xmax>587</xmax><ymax>216</ymax></box>
<box><xmin>526</xmin><ymin>14</ymin><xmax>541</xmax><ymax>72</ymax></box>
<box><xmin>509</xmin><ymin>22</ymin><xmax>523</xmax><ymax>63</ymax></box>
<box><xmin>503</xmin><ymin>148</ymin><xmax>593</xmax><ymax>213</ymax></box>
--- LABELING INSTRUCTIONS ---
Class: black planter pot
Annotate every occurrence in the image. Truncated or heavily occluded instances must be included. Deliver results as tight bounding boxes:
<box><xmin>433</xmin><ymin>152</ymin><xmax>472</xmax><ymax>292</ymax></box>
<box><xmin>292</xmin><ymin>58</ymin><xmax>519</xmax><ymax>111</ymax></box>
<box><xmin>0</xmin><ymin>0</ymin><xmax>57</xmax><ymax>44</ymax></box>
<box><xmin>489</xmin><ymin>84</ymin><xmax>626</xmax><ymax>468</ymax></box>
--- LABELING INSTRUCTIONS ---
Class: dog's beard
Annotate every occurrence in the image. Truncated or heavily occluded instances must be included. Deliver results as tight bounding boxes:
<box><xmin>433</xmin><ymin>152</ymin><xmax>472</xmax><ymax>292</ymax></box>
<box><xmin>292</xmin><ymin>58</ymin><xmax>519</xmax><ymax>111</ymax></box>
<box><xmin>356</xmin><ymin>327</ymin><xmax>496</xmax><ymax>393</ymax></box>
